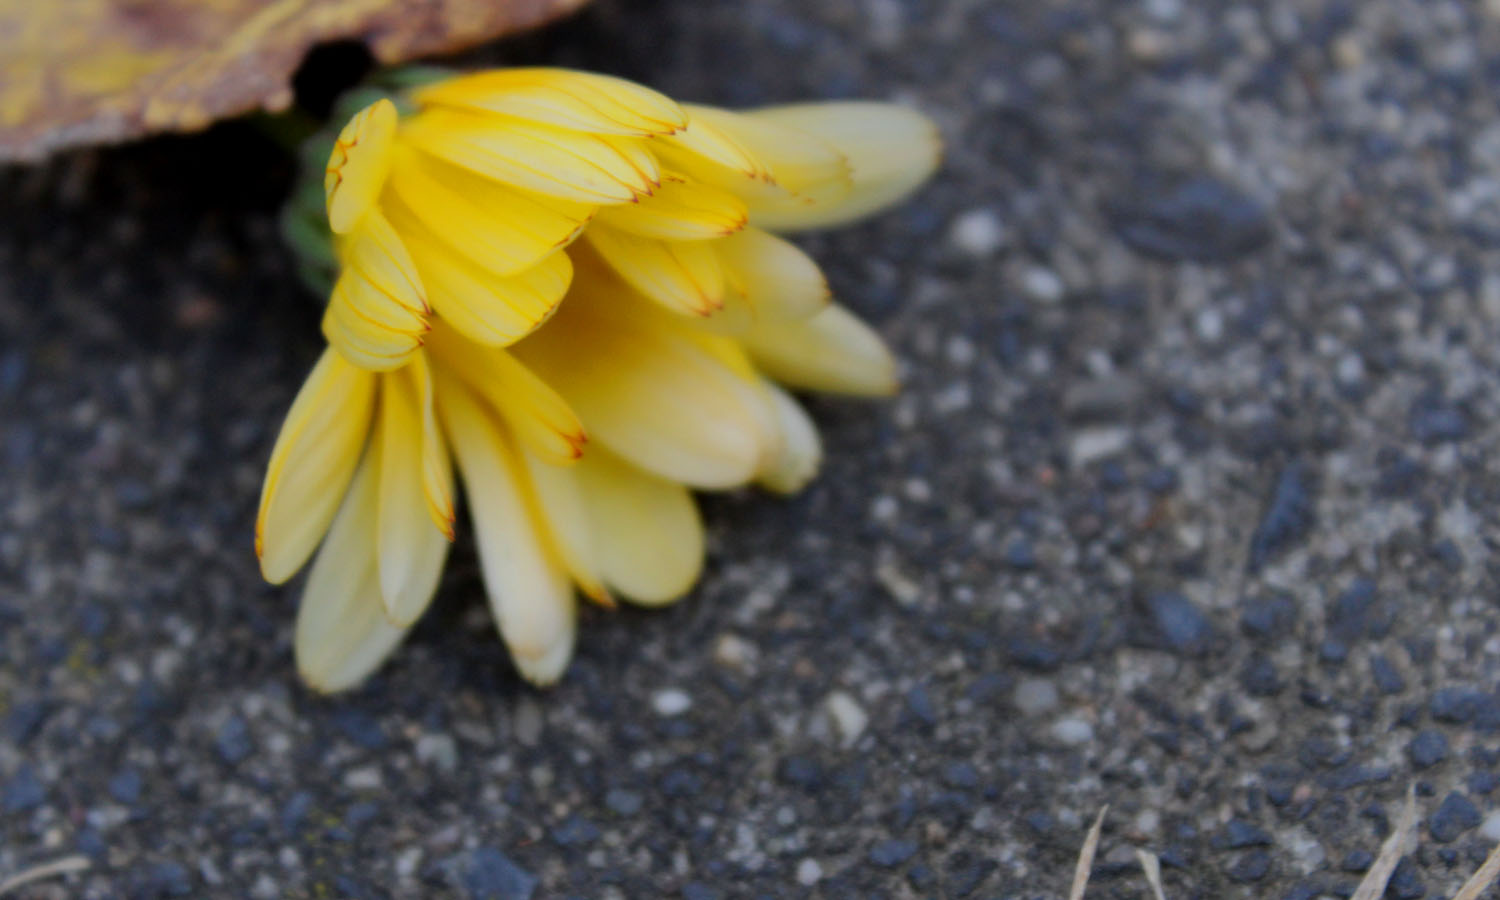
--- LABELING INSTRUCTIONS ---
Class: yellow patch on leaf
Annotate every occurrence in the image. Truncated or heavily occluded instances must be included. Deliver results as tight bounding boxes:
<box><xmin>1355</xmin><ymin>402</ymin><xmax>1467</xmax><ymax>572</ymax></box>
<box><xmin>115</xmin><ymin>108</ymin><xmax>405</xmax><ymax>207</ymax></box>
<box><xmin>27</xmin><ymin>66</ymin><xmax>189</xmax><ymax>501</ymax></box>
<box><xmin>0</xmin><ymin>0</ymin><xmax>591</xmax><ymax>162</ymax></box>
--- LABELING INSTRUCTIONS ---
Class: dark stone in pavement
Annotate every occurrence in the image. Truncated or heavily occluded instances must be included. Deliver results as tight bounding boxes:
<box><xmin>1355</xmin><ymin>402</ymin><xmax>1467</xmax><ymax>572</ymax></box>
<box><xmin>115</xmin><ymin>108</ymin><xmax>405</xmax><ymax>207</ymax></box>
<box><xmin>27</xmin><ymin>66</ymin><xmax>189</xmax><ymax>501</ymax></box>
<box><xmin>1111</xmin><ymin>177</ymin><xmax>1272</xmax><ymax>263</ymax></box>
<box><xmin>1428</xmin><ymin>792</ymin><xmax>1481</xmax><ymax>843</ymax></box>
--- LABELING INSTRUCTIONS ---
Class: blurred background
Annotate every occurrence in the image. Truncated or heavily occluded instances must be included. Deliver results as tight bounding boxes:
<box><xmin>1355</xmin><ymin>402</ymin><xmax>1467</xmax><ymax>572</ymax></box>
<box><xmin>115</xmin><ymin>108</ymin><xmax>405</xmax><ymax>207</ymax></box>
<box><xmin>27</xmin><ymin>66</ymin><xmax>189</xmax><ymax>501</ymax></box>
<box><xmin>4</xmin><ymin>0</ymin><xmax>1500</xmax><ymax>896</ymax></box>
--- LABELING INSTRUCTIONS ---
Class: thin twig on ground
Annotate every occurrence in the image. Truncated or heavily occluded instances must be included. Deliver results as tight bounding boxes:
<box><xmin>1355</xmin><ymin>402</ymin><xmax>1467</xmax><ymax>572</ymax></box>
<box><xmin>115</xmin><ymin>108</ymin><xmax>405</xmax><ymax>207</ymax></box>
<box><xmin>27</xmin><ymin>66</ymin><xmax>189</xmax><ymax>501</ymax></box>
<box><xmin>1453</xmin><ymin>838</ymin><xmax>1500</xmax><ymax>900</ymax></box>
<box><xmin>1136</xmin><ymin>849</ymin><xmax>1167</xmax><ymax>900</ymax></box>
<box><xmin>1067</xmin><ymin>806</ymin><xmax>1108</xmax><ymax>900</ymax></box>
<box><xmin>0</xmin><ymin>855</ymin><xmax>91</xmax><ymax>897</ymax></box>
<box><xmin>1350</xmin><ymin>785</ymin><xmax>1418</xmax><ymax>900</ymax></box>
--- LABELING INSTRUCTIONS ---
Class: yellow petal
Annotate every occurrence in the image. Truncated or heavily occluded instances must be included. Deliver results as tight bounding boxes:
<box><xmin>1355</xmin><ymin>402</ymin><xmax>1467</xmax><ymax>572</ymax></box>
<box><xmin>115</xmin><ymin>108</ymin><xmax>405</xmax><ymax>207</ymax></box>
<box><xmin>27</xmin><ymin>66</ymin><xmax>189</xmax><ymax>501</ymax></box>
<box><xmin>512</xmin><ymin>285</ymin><xmax>771</xmax><ymax>489</ymax></box>
<box><xmin>398</xmin><ymin>227</ymin><xmax>573</xmax><ymax>349</ymax></box>
<box><xmin>739</xmin><ymin>103</ymin><xmax>942</xmax><ymax>231</ymax></box>
<box><xmin>593</xmin><ymin>172</ymin><xmax>747</xmax><ymax>241</ymax></box>
<box><xmin>582</xmin><ymin>225</ymin><xmax>725</xmax><ymax>317</ymax></box>
<box><xmin>574</xmin><ymin>448</ymin><xmax>704</xmax><ymax>606</ymax></box>
<box><xmin>340</xmin><ymin>208</ymin><xmax>428</xmax><ymax>316</ymax></box>
<box><xmin>744</xmin><ymin>303</ymin><xmax>898</xmax><ymax>396</ymax></box>
<box><xmin>384</xmin><ymin>147</ymin><xmax>593</xmax><ymax>277</ymax></box>
<box><xmin>429</xmin><ymin>326</ymin><xmax>586</xmax><ymax>465</ymax></box>
<box><xmin>401</xmin><ymin>108</ymin><xmax>660</xmax><ymax>205</ymax></box>
<box><xmin>654</xmin><ymin>104</ymin><xmax>853</xmax><ymax>218</ymax></box>
<box><xmin>256</xmin><ymin>348</ymin><xmax>377</xmax><ymax>583</ymax></box>
<box><xmin>716</xmin><ymin>227</ymin><xmax>830</xmax><ymax>322</ymax></box>
<box><xmin>412</xmin><ymin>68</ymin><xmax>687</xmax><ymax>136</ymax></box>
<box><xmin>438</xmin><ymin>381</ymin><xmax>577</xmax><ymax>685</ymax></box>
<box><xmin>325</xmin><ymin>98</ymin><xmax>398</xmax><ymax>234</ymax></box>
<box><xmin>295</xmin><ymin>447</ymin><xmax>409</xmax><ymax>692</ymax></box>
<box><xmin>654</xmin><ymin>113</ymin><xmax>772</xmax><ymax>182</ymax></box>
<box><xmin>756</xmin><ymin>381</ymin><xmax>822</xmax><ymax>494</ymax></box>
<box><xmin>322</xmin><ymin>281</ymin><xmax>423</xmax><ymax>372</ymax></box>
<box><xmin>520</xmin><ymin>451</ymin><xmax>609</xmax><ymax>605</ymax></box>
<box><xmin>376</xmin><ymin>357</ymin><xmax>455</xmax><ymax>627</ymax></box>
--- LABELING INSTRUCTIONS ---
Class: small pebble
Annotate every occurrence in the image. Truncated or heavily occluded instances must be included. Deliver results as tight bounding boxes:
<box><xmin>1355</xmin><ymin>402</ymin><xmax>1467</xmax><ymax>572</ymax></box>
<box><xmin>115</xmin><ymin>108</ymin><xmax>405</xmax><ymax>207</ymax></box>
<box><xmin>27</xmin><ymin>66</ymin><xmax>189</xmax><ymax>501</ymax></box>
<box><xmin>795</xmin><ymin>859</ymin><xmax>823</xmax><ymax>885</ymax></box>
<box><xmin>869</xmin><ymin>839</ymin><xmax>918</xmax><ymax>867</ymax></box>
<box><xmin>1013</xmin><ymin>679</ymin><xmax>1059</xmax><ymax>716</ymax></box>
<box><xmin>1481</xmin><ymin>811</ymin><xmax>1500</xmax><ymax>841</ymax></box>
<box><xmin>651</xmin><ymin>688</ymin><xmax>692</xmax><ymax>717</ymax></box>
<box><xmin>1051</xmin><ymin>717</ymin><xmax>1095</xmax><ymax>746</ymax></box>
<box><xmin>1430</xmin><ymin>792</ymin><xmax>1481</xmax><ymax>842</ymax></box>
<box><xmin>1022</xmin><ymin>266</ymin><xmax>1065</xmax><ymax>304</ymax></box>
<box><xmin>948</xmin><ymin>209</ymin><xmax>1006</xmax><ymax>256</ymax></box>
<box><xmin>1407</xmin><ymin>730</ymin><xmax>1449</xmax><ymax>770</ymax></box>
<box><xmin>825</xmin><ymin>691</ymin><xmax>868</xmax><ymax>747</ymax></box>
<box><xmin>712</xmin><ymin>634</ymin><xmax>756</xmax><ymax>671</ymax></box>
<box><xmin>415</xmin><ymin>734</ymin><xmax>458</xmax><ymax>773</ymax></box>
<box><xmin>1069</xmin><ymin>427</ymin><xmax>1131</xmax><ymax>467</ymax></box>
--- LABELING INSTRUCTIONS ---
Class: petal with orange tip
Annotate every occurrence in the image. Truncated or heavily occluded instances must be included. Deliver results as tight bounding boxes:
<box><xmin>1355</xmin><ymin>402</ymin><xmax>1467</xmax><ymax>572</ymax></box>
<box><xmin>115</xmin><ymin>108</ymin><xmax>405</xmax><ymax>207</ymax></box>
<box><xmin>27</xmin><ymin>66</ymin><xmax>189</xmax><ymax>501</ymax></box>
<box><xmin>399</xmin><ymin>225</ymin><xmax>573</xmax><ymax>348</ymax></box>
<box><xmin>738</xmin><ymin>103</ymin><xmax>942</xmax><ymax>231</ymax></box>
<box><xmin>429</xmin><ymin>326</ymin><xmax>586</xmax><ymax>466</ymax></box>
<box><xmin>653</xmin><ymin>113</ymin><xmax>772</xmax><ymax>182</ymax></box>
<box><xmin>375</xmin><ymin>355</ymin><xmax>454</xmax><ymax>627</ymax></box>
<box><xmin>412</xmin><ymin>68</ymin><xmax>687</xmax><ymax>136</ymax></box>
<box><xmin>582</xmin><ymin>225</ymin><xmax>725</xmax><ymax>317</ymax></box>
<box><xmin>655</xmin><ymin>104</ymin><xmax>852</xmax><ymax>216</ymax></box>
<box><xmin>401</xmin><ymin>108</ymin><xmax>659</xmax><ymax>205</ymax></box>
<box><xmin>322</xmin><ymin>280</ymin><xmax>424</xmax><ymax>372</ymax></box>
<box><xmin>384</xmin><ymin>148</ymin><xmax>593</xmax><ymax>277</ymax></box>
<box><xmin>256</xmin><ymin>347</ymin><xmax>377</xmax><ymax>584</ymax></box>
<box><xmin>340</xmin><ymin>208</ymin><xmax>428</xmax><ymax>316</ymax></box>
<box><xmin>593</xmin><ymin>173</ymin><xmax>748</xmax><ymax>241</ymax></box>
<box><xmin>512</xmin><ymin>287</ymin><xmax>771</xmax><ymax>489</ymax></box>
<box><xmin>325</xmin><ymin>98</ymin><xmax>398</xmax><ymax>234</ymax></box>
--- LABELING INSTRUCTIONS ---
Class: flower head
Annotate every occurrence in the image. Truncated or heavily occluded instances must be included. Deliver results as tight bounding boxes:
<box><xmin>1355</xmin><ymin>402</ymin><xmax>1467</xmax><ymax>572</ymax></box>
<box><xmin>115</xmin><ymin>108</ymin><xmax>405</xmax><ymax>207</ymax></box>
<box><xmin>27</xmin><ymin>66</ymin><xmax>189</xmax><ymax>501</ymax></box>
<box><xmin>260</xmin><ymin>67</ymin><xmax>941</xmax><ymax>691</ymax></box>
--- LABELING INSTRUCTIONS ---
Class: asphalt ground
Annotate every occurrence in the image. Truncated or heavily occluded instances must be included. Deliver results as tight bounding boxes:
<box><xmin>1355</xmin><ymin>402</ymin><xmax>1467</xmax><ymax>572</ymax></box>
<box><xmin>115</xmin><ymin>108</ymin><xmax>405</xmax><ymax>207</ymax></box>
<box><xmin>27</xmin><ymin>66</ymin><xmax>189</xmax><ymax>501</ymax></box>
<box><xmin>5</xmin><ymin>0</ymin><xmax>1500</xmax><ymax>897</ymax></box>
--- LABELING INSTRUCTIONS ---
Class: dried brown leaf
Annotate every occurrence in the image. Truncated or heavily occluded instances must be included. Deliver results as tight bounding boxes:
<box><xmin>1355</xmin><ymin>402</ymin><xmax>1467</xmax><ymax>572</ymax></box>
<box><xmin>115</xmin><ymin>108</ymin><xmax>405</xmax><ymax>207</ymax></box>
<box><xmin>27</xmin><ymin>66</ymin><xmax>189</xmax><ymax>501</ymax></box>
<box><xmin>0</xmin><ymin>0</ymin><xmax>590</xmax><ymax>162</ymax></box>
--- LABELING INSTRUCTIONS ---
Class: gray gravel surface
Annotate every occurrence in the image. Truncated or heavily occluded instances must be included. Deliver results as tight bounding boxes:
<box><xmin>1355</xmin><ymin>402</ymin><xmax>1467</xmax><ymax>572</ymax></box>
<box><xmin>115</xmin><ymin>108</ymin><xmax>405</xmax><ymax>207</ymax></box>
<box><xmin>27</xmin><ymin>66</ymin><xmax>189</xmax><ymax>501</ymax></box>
<box><xmin>5</xmin><ymin>0</ymin><xmax>1500</xmax><ymax>897</ymax></box>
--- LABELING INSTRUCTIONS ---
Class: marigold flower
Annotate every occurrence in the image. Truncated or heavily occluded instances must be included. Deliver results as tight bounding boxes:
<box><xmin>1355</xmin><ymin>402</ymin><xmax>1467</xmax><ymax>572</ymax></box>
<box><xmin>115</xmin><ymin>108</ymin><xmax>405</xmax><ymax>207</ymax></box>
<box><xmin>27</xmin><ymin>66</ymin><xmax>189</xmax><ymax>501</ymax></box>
<box><xmin>259</xmin><ymin>67</ymin><xmax>940</xmax><ymax>691</ymax></box>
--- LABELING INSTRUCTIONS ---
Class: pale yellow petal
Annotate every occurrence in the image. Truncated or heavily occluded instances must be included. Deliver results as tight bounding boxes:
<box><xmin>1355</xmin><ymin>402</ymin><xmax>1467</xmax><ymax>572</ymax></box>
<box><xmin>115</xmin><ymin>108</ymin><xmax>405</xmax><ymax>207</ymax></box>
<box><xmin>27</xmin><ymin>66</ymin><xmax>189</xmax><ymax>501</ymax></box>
<box><xmin>376</xmin><ymin>358</ymin><xmax>454</xmax><ymax>627</ymax></box>
<box><xmin>650</xmin><ymin>103</ymin><xmax>855</xmax><ymax>221</ymax></box>
<box><xmin>520</xmin><ymin>451</ymin><xmax>609</xmax><ymax>604</ymax></box>
<box><xmin>428</xmin><ymin>325</ymin><xmax>586</xmax><ymax>465</ymax></box>
<box><xmin>744</xmin><ymin>304</ymin><xmax>897</xmax><ymax>396</ymax></box>
<box><xmin>575</xmin><ymin>448</ymin><xmax>704</xmax><ymax>606</ymax></box>
<box><xmin>256</xmin><ymin>348</ymin><xmax>377</xmax><ymax>583</ymax></box>
<box><xmin>582</xmin><ymin>225</ymin><xmax>725</xmax><ymax>317</ymax></box>
<box><xmin>438</xmin><ymin>382</ymin><xmax>577</xmax><ymax>685</ymax></box>
<box><xmin>512</xmin><ymin>289</ymin><xmax>771</xmax><ymax>489</ymax></box>
<box><xmin>756</xmin><ymin>381</ymin><xmax>822</xmax><ymax>494</ymax></box>
<box><xmin>716</xmin><ymin>227</ymin><xmax>830</xmax><ymax>322</ymax></box>
<box><xmin>593</xmin><ymin>173</ymin><xmax>747</xmax><ymax>241</ymax></box>
<box><xmin>384</xmin><ymin>147</ymin><xmax>593</xmax><ymax>277</ymax></box>
<box><xmin>398</xmin><ymin>220</ymin><xmax>573</xmax><ymax>348</ymax></box>
<box><xmin>340</xmin><ymin>208</ymin><xmax>428</xmax><ymax>315</ymax></box>
<box><xmin>401</xmin><ymin>108</ymin><xmax>659</xmax><ymax>205</ymax></box>
<box><xmin>412</xmin><ymin>68</ymin><xmax>686</xmax><ymax>136</ymax></box>
<box><xmin>295</xmin><ymin>446</ymin><xmax>410</xmax><ymax>693</ymax></box>
<box><xmin>326</xmin><ymin>98</ymin><xmax>398</xmax><ymax>234</ymax></box>
<box><xmin>740</xmin><ymin>102</ymin><xmax>941</xmax><ymax>231</ymax></box>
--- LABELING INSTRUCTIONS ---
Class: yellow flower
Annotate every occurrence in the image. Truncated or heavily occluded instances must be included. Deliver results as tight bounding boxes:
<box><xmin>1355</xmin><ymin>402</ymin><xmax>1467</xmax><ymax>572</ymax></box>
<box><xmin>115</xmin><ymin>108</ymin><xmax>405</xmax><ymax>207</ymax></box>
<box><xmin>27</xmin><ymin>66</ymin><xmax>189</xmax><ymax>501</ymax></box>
<box><xmin>259</xmin><ymin>67</ymin><xmax>940</xmax><ymax>691</ymax></box>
